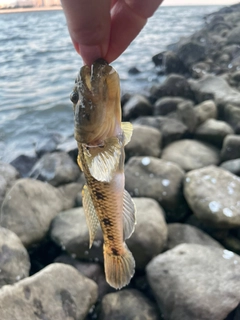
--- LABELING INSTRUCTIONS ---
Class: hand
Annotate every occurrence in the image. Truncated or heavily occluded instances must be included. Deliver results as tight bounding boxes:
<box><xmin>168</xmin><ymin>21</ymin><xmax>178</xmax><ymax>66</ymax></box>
<box><xmin>61</xmin><ymin>0</ymin><xmax>163</xmax><ymax>65</ymax></box>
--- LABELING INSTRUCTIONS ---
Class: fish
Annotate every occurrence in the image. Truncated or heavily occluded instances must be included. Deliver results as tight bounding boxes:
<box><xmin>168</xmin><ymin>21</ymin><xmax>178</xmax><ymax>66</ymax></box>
<box><xmin>70</xmin><ymin>59</ymin><xmax>136</xmax><ymax>289</ymax></box>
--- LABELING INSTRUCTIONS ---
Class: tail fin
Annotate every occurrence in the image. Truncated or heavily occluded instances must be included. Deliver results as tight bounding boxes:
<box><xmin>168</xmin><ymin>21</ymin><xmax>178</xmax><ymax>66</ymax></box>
<box><xmin>103</xmin><ymin>243</ymin><xmax>135</xmax><ymax>289</ymax></box>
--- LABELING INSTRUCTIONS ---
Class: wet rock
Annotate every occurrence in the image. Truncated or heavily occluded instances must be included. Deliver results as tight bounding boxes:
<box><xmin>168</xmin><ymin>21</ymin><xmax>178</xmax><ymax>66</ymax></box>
<box><xmin>50</xmin><ymin>207</ymin><xmax>103</xmax><ymax>261</ymax></box>
<box><xmin>177</xmin><ymin>40</ymin><xmax>206</xmax><ymax>68</ymax></box>
<box><xmin>227</xmin><ymin>26</ymin><xmax>240</xmax><ymax>45</ymax></box>
<box><xmin>0</xmin><ymin>263</ymin><xmax>98</xmax><ymax>320</ymax></box>
<box><xmin>99</xmin><ymin>289</ymin><xmax>159</xmax><ymax>320</ymax></box>
<box><xmin>10</xmin><ymin>155</ymin><xmax>38</xmax><ymax>177</ymax></box>
<box><xmin>194</xmin><ymin>100</ymin><xmax>217</xmax><ymax>125</ymax></box>
<box><xmin>125</xmin><ymin>157</ymin><xmax>188</xmax><ymax>221</ymax></box>
<box><xmin>123</xmin><ymin>94</ymin><xmax>152</xmax><ymax>120</ymax></box>
<box><xmin>177</xmin><ymin>100</ymin><xmax>197</xmax><ymax>133</ymax></box>
<box><xmin>195</xmin><ymin>119</ymin><xmax>234</xmax><ymax>147</ymax></box>
<box><xmin>125</xmin><ymin>125</ymin><xmax>162</xmax><ymax>160</ymax></box>
<box><xmin>57</xmin><ymin>137</ymin><xmax>78</xmax><ymax>162</ymax></box>
<box><xmin>152</xmin><ymin>51</ymin><xmax>165</xmax><ymax>66</ymax></box>
<box><xmin>191</xmin><ymin>61</ymin><xmax>211</xmax><ymax>79</ymax></box>
<box><xmin>0</xmin><ymin>227</ymin><xmax>30</xmax><ymax>287</ymax></box>
<box><xmin>128</xmin><ymin>66</ymin><xmax>140</xmax><ymax>75</ymax></box>
<box><xmin>161</xmin><ymin>139</ymin><xmax>220</xmax><ymax>171</ymax></box>
<box><xmin>224</xmin><ymin>104</ymin><xmax>240</xmax><ymax>131</ymax></box>
<box><xmin>35</xmin><ymin>133</ymin><xmax>62</xmax><ymax>157</ymax></box>
<box><xmin>147</xmin><ymin>244</ymin><xmax>240</xmax><ymax>320</ymax></box>
<box><xmin>58</xmin><ymin>182</ymin><xmax>84</xmax><ymax>210</ymax></box>
<box><xmin>221</xmin><ymin>135</ymin><xmax>240</xmax><ymax>162</ymax></box>
<box><xmin>153</xmin><ymin>97</ymin><xmax>185</xmax><ymax>116</ymax></box>
<box><xmin>150</xmin><ymin>74</ymin><xmax>194</xmax><ymax>102</ymax></box>
<box><xmin>1</xmin><ymin>178</ymin><xmax>66</xmax><ymax>247</ymax></box>
<box><xmin>231</xmin><ymin>70</ymin><xmax>240</xmax><ymax>82</ymax></box>
<box><xmin>0</xmin><ymin>162</ymin><xmax>19</xmax><ymax>208</ymax></box>
<box><xmin>220</xmin><ymin>158</ymin><xmax>240</xmax><ymax>176</ymax></box>
<box><xmin>184</xmin><ymin>166</ymin><xmax>240</xmax><ymax>228</ymax></box>
<box><xmin>29</xmin><ymin>151</ymin><xmax>80</xmax><ymax>187</ymax></box>
<box><xmin>134</xmin><ymin>116</ymin><xmax>188</xmax><ymax>146</ymax></box>
<box><xmin>189</xmin><ymin>74</ymin><xmax>240</xmax><ymax>106</ymax></box>
<box><xmin>165</xmin><ymin>223</ymin><xmax>223</xmax><ymax>251</ymax></box>
<box><xmin>55</xmin><ymin>255</ymin><xmax>111</xmax><ymax>298</ymax></box>
<box><xmin>222</xmin><ymin>235</ymin><xmax>240</xmax><ymax>255</ymax></box>
<box><xmin>127</xmin><ymin>198</ymin><xmax>167</xmax><ymax>269</ymax></box>
<box><xmin>163</xmin><ymin>51</ymin><xmax>186</xmax><ymax>74</ymax></box>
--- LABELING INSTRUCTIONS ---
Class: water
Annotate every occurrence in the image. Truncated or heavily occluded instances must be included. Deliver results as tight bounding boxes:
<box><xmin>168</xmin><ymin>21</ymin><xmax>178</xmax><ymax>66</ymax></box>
<box><xmin>0</xmin><ymin>5</ymin><xmax>222</xmax><ymax>162</ymax></box>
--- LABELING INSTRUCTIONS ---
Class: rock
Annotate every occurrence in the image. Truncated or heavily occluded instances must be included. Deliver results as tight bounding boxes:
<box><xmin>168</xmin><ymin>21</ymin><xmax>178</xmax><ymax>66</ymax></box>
<box><xmin>55</xmin><ymin>255</ymin><xmax>112</xmax><ymax>298</ymax></box>
<box><xmin>0</xmin><ymin>162</ymin><xmax>19</xmax><ymax>208</ymax></box>
<box><xmin>134</xmin><ymin>116</ymin><xmax>188</xmax><ymax>146</ymax></box>
<box><xmin>163</xmin><ymin>51</ymin><xmax>186</xmax><ymax>74</ymax></box>
<box><xmin>57</xmin><ymin>182</ymin><xmax>84</xmax><ymax>210</ymax></box>
<box><xmin>224</xmin><ymin>104</ymin><xmax>240</xmax><ymax>131</ymax></box>
<box><xmin>191</xmin><ymin>61</ymin><xmax>211</xmax><ymax>79</ymax></box>
<box><xmin>189</xmin><ymin>74</ymin><xmax>240</xmax><ymax>106</ymax></box>
<box><xmin>57</xmin><ymin>137</ymin><xmax>78</xmax><ymax>162</ymax></box>
<box><xmin>165</xmin><ymin>223</ymin><xmax>223</xmax><ymax>251</ymax></box>
<box><xmin>99</xmin><ymin>289</ymin><xmax>159</xmax><ymax>320</ymax></box>
<box><xmin>10</xmin><ymin>155</ymin><xmax>38</xmax><ymax>177</ymax></box>
<box><xmin>150</xmin><ymin>74</ymin><xmax>194</xmax><ymax>102</ymax></box>
<box><xmin>123</xmin><ymin>95</ymin><xmax>152</xmax><ymax>120</ymax></box>
<box><xmin>0</xmin><ymin>263</ymin><xmax>98</xmax><ymax>320</ymax></box>
<box><xmin>127</xmin><ymin>198</ymin><xmax>167</xmax><ymax>269</ymax></box>
<box><xmin>152</xmin><ymin>51</ymin><xmax>165</xmax><ymax>66</ymax></box>
<box><xmin>29</xmin><ymin>151</ymin><xmax>80</xmax><ymax>187</ymax></box>
<box><xmin>220</xmin><ymin>158</ymin><xmax>240</xmax><ymax>176</ymax></box>
<box><xmin>1</xmin><ymin>178</ymin><xmax>66</xmax><ymax>247</ymax></box>
<box><xmin>227</xmin><ymin>26</ymin><xmax>240</xmax><ymax>45</ymax></box>
<box><xmin>153</xmin><ymin>97</ymin><xmax>185</xmax><ymax>116</ymax></box>
<box><xmin>184</xmin><ymin>166</ymin><xmax>240</xmax><ymax>228</ymax></box>
<box><xmin>161</xmin><ymin>139</ymin><xmax>220</xmax><ymax>171</ymax></box>
<box><xmin>231</xmin><ymin>70</ymin><xmax>240</xmax><ymax>82</ymax></box>
<box><xmin>50</xmin><ymin>207</ymin><xmax>103</xmax><ymax>261</ymax></box>
<box><xmin>0</xmin><ymin>227</ymin><xmax>30</xmax><ymax>287</ymax></box>
<box><xmin>222</xmin><ymin>235</ymin><xmax>240</xmax><ymax>255</ymax></box>
<box><xmin>177</xmin><ymin>100</ymin><xmax>197</xmax><ymax>133</ymax></box>
<box><xmin>221</xmin><ymin>135</ymin><xmax>240</xmax><ymax>162</ymax></box>
<box><xmin>128</xmin><ymin>66</ymin><xmax>140</xmax><ymax>75</ymax></box>
<box><xmin>194</xmin><ymin>100</ymin><xmax>217</xmax><ymax>125</ymax></box>
<box><xmin>35</xmin><ymin>133</ymin><xmax>62</xmax><ymax>157</ymax></box>
<box><xmin>146</xmin><ymin>244</ymin><xmax>240</xmax><ymax>320</ymax></box>
<box><xmin>125</xmin><ymin>125</ymin><xmax>162</xmax><ymax>160</ymax></box>
<box><xmin>177</xmin><ymin>40</ymin><xmax>206</xmax><ymax>67</ymax></box>
<box><xmin>195</xmin><ymin>119</ymin><xmax>234</xmax><ymax>147</ymax></box>
<box><xmin>125</xmin><ymin>157</ymin><xmax>188</xmax><ymax>221</ymax></box>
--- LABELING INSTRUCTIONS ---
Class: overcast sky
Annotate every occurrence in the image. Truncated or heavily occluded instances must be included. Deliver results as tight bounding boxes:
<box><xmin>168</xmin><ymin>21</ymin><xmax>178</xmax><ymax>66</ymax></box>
<box><xmin>162</xmin><ymin>0</ymin><xmax>237</xmax><ymax>5</ymax></box>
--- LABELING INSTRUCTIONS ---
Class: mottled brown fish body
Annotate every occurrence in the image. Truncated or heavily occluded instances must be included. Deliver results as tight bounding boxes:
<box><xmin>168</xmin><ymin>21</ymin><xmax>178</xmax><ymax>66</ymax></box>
<box><xmin>71</xmin><ymin>60</ymin><xmax>136</xmax><ymax>289</ymax></box>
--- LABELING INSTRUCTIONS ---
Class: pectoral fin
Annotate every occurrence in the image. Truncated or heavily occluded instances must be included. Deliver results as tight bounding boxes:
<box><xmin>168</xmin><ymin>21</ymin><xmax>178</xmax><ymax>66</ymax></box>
<box><xmin>121</xmin><ymin>122</ymin><xmax>133</xmax><ymax>146</ymax></box>
<box><xmin>77</xmin><ymin>154</ymin><xmax>83</xmax><ymax>171</ymax></box>
<box><xmin>82</xmin><ymin>185</ymin><xmax>99</xmax><ymax>248</ymax></box>
<box><xmin>83</xmin><ymin>137</ymin><xmax>122</xmax><ymax>182</ymax></box>
<box><xmin>123</xmin><ymin>190</ymin><xmax>136</xmax><ymax>240</ymax></box>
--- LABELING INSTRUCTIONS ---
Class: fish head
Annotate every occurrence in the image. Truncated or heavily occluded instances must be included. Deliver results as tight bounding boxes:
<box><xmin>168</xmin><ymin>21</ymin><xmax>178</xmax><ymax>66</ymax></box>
<box><xmin>71</xmin><ymin>59</ymin><xmax>122</xmax><ymax>144</ymax></box>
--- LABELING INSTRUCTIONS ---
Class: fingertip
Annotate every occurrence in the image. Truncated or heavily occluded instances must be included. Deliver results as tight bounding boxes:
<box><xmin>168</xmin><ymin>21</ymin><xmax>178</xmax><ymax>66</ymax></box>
<box><xmin>77</xmin><ymin>44</ymin><xmax>103</xmax><ymax>66</ymax></box>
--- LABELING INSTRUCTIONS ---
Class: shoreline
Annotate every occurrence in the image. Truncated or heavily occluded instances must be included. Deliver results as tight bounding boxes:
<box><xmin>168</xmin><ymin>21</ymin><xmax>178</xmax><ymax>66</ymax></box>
<box><xmin>0</xmin><ymin>6</ymin><xmax>62</xmax><ymax>14</ymax></box>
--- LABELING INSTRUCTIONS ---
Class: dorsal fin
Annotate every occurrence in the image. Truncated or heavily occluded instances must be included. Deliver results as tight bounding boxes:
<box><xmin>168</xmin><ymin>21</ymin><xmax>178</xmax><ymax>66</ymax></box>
<box><xmin>123</xmin><ymin>189</ymin><xmax>136</xmax><ymax>240</ymax></box>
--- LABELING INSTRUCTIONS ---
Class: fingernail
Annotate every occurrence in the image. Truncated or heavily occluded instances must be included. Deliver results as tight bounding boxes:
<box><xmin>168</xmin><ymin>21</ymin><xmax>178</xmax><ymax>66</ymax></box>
<box><xmin>77</xmin><ymin>44</ymin><xmax>103</xmax><ymax>66</ymax></box>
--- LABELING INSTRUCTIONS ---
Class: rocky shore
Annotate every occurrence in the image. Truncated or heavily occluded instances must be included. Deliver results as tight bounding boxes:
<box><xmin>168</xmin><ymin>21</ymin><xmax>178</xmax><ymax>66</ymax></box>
<box><xmin>1</xmin><ymin>3</ymin><xmax>240</xmax><ymax>320</ymax></box>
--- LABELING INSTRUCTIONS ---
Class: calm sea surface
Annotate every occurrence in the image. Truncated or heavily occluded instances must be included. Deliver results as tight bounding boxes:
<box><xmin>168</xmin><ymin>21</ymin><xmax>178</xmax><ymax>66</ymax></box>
<box><xmin>0</xmin><ymin>5</ymin><xmax>221</xmax><ymax>162</ymax></box>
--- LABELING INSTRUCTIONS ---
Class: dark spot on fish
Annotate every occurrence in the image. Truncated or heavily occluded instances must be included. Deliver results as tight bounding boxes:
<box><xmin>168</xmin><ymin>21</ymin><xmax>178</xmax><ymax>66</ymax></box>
<box><xmin>86</xmin><ymin>113</ymin><xmax>91</xmax><ymax>122</ymax></box>
<box><xmin>111</xmin><ymin>248</ymin><xmax>119</xmax><ymax>256</ymax></box>
<box><xmin>107</xmin><ymin>235</ymin><xmax>114</xmax><ymax>241</ymax></box>
<box><xmin>24</xmin><ymin>286</ymin><xmax>31</xmax><ymax>300</ymax></box>
<box><xmin>33</xmin><ymin>298</ymin><xmax>49</xmax><ymax>320</ymax></box>
<box><xmin>102</xmin><ymin>218</ymin><xmax>112</xmax><ymax>226</ymax></box>
<box><xmin>60</xmin><ymin>289</ymin><xmax>77</xmax><ymax>319</ymax></box>
<box><xmin>95</xmin><ymin>191</ymin><xmax>105</xmax><ymax>200</ymax></box>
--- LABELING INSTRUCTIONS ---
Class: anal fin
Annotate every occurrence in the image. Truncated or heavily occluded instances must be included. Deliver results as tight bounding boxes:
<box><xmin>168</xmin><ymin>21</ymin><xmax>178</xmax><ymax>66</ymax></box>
<box><xmin>82</xmin><ymin>185</ymin><xmax>99</xmax><ymax>248</ymax></box>
<box><xmin>123</xmin><ymin>190</ymin><xmax>136</xmax><ymax>240</ymax></box>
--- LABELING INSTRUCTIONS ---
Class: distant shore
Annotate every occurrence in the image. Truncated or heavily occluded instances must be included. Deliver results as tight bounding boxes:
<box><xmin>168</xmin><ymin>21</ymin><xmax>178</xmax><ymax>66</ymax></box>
<box><xmin>0</xmin><ymin>6</ymin><xmax>62</xmax><ymax>14</ymax></box>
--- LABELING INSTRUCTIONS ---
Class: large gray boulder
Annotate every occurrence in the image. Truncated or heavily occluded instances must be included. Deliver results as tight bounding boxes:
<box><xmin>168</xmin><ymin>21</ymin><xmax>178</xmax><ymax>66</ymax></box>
<box><xmin>123</xmin><ymin>94</ymin><xmax>152</xmax><ymax>120</ymax></box>
<box><xmin>99</xmin><ymin>289</ymin><xmax>159</xmax><ymax>320</ymax></box>
<box><xmin>227</xmin><ymin>26</ymin><xmax>240</xmax><ymax>45</ymax></box>
<box><xmin>147</xmin><ymin>244</ymin><xmax>240</xmax><ymax>320</ymax></box>
<box><xmin>29</xmin><ymin>151</ymin><xmax>80</xmax><ymax>187</ymax></box>
<box><xmin>0</xmin><ymin>162</ymin><xmax>19</xmax><ymax>208</ymax></box>
<box><xmin>127</xmin><ymin>198</ymin><xmax>167</xmax><ymax>269</ymax></box>
<box><xmin>161</xmin><ymin>139</ymin><xmax>220</xmax><ymax>171</ymax></box>
<box><xmin>125</xmin><ymin>157</ymin><xmax>187</xmax><ymax>221</ymax></box>
<box><xmin>0</xmin><ymin>263</ymin><xmax>98</xmax><ymax>320</ymax></box>
<box><xmin>184</xmin><ymin>166</ymin><xmax>240</xmax><ymax>228</ymax></box>
<box><xmin>0</xmin><ymin>227</ymin><xmax>30</xmax><ymax>287</ymax></box>
<box><xmin>1</xmin><ymin>179</ymin><xmax>72</xmax><ymax>247</ymax></box>
<box><xmin>194</xmin><ymin>100</ymin><xmax>217</xmax><ymax>125</ymax></box>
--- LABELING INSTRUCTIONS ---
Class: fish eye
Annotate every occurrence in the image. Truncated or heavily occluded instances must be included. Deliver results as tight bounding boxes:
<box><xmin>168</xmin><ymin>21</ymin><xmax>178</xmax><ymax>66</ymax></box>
<box><xmin>70</xmin><ymin>91</ymin><xmax>79</xmax><ymax>104</ymax></box>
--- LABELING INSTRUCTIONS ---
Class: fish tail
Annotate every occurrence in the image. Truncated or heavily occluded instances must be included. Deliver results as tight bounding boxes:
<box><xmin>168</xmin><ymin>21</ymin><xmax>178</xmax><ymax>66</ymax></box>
<box><xmin>103</xmin><ymin>243</ymin><xmax>135</xmax><ymax>289</ymax></box>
